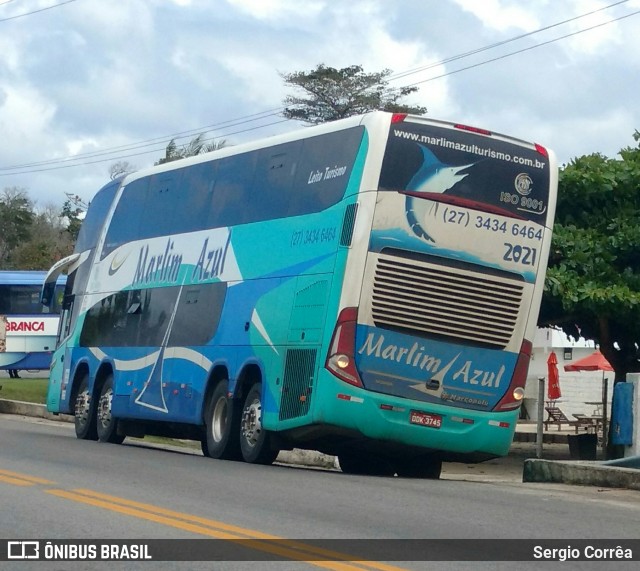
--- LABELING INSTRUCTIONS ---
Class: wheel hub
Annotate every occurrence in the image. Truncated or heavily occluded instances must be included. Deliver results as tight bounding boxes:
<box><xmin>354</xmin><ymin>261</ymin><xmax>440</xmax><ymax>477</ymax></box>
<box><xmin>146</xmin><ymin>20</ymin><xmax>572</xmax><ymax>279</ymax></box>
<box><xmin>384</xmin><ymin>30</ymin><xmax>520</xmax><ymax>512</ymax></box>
<box><xmin>97</xmin><ymin>388</ymin><xmax>113</xmax><ymax>428</ymax></box>
<box><xmin>241</xmin><ymin>400</ymin><xmax>262</xmax><ymax>446</ymax></box>
<box><xmin>75</xmin><ymin>390</ymin><xmax>91</xmax><ymax>425</ymax></box>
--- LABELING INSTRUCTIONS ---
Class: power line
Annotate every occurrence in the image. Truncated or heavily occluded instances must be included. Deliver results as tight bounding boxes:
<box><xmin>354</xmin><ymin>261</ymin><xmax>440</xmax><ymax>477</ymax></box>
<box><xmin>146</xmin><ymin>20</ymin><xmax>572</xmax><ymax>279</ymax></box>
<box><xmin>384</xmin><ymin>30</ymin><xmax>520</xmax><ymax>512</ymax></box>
<box><xmin>400</xmin><ymin>8</ymin><xmax>640</xmax><ymax>90</ymax></box>
<box><xmin>0</xmin><ymin>0</ymin><xmax>77</xmax><ymax>23</ymax></box>
<box><xmin>0</xmin><ymin>118</ymin><xmax>291</xmax><ymax>176</ymax></box>
<box><xmin>2</xmin><ymin>2</ymin><xmax>637</xmax><ymax>176</ymax></box>
<box><xmin>0</xmin><ymin>108</ymin><xmax>284</xmax><ymax>171</ymax></box>
<box><xmin>388</xmin><ymin>0</ymin><xmax>630</xmax><ymax>82</ymax></box>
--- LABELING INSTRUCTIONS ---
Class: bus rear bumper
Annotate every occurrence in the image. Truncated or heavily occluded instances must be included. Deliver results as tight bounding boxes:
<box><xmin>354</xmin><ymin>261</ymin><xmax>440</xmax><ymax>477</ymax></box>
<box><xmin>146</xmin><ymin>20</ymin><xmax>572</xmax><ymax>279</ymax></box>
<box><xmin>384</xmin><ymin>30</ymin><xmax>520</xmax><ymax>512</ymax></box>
<box><xmin>314</xmin><ymin>379</ymin><xmax>518</xmax><ymax>459</ymax></box>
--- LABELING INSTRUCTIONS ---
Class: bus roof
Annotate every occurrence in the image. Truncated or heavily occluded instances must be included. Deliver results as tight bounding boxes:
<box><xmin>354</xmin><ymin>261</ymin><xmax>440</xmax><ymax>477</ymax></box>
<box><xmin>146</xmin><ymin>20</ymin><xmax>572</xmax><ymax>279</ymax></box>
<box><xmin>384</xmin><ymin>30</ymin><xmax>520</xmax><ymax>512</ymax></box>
<box><xmin>0</xmin><ymin>270</ymin><xmax>67</xmax><ymax>285</ymax></box>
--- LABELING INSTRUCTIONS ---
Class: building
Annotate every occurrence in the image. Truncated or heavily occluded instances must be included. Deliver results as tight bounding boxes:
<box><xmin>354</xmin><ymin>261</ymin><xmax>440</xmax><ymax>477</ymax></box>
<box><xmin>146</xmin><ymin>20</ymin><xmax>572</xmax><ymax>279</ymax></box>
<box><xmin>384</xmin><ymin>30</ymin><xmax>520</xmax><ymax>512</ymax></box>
<box><xmin>524</xmin><ymin>328</ymin><xmax>612</xmax><ymax>421</ymax></box>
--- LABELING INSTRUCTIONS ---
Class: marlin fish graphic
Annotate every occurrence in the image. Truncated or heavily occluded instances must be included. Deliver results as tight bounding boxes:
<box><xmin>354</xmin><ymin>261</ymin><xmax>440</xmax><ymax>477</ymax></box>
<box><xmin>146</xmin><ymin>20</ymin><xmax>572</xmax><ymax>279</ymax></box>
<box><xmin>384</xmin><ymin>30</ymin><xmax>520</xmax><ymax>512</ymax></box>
<box><xmin>405</xmin><ymin>145</ymin><xmax>474</xmax><ymax>242</ymax></box>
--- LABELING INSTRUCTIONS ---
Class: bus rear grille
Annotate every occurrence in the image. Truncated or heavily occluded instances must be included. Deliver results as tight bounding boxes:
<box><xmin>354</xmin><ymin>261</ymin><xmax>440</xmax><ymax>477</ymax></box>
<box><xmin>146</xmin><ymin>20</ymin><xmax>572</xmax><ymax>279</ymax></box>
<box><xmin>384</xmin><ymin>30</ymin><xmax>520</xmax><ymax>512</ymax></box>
<box><xmin>371</xmin><ymin>255</ymin><xmax>524</xmax><ymax>349</ymax></box>
<box><xmin>279</xmin><ymin>348</ymin><xmax>317</xmax><ymax>421</ymax></box>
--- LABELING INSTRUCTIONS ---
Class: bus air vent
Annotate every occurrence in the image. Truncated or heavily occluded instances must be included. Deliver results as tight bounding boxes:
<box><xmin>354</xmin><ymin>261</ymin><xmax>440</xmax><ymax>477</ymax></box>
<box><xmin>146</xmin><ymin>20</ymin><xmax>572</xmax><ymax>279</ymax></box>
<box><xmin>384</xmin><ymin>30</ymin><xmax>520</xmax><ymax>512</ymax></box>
<box><xmin>340</xmin><ymin>203</ymin><xmax>359</xmax><ymax>247</ymax></box>
<box><xmin>371</xmin><ymin>254</ymin><xmax>524</xmax><ymax>349</ymax></box>
<box><xmin>279</xmin><ymin>348</ymin><xmax>317</xmax><ymax>421</ymax></box>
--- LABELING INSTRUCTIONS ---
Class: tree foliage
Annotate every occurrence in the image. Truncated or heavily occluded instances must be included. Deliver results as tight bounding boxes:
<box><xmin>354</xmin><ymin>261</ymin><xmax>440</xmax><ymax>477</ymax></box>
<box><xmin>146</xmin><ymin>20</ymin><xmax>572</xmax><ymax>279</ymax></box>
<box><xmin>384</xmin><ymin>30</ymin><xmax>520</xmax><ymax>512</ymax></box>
<box><xmin>539</xmin><ymin>131</ymin><xmax>640</xmax><ymax>380</ymax></box>
<box><xmin>0</xmin><ymin>187</ymin><xmax>75</xmax><ymax>270</ymax></box>
<box><xmin>109</xmin><ymin>161</ymin><xmax>137</xmax><ymax>180</ymax></box>
<box><xmin>0</xmin><ymin>187</ymin><xmax>35</xmax><ymax>267</ymax></box>
<box><xmin>61</xmin><ymin>198</ymin><xmax>85</xmax><ymax>243</ymax></box>
<box><xmin>281</xmin><ymin>64</ymin><xmax>427</xmax><ymax>124</ymax></box>
<box><xmin>156</xmin><ymin>134</ymin><xmax>227</xmax><ymax>165</ymax></box>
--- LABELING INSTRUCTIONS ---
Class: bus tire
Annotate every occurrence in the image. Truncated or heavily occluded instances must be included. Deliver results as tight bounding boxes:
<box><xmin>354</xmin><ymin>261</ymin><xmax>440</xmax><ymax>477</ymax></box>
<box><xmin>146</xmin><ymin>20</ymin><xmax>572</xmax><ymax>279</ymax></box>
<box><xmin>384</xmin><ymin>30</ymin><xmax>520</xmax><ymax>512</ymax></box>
<box><xmin>202</xmin><ymin>380</ymin><xmax>241</xmax><ymax>460</ymax></box>
<box><xmin>338</xmin><ymin>453</ymin><xmax>395</xmax><ymax>476</ymax></box>
<box><xmin>96</xmin><ymin>375</ymin><xmax>125</xmax><ymax>444</ymax></box>
<box><xmin>239</xmin><ymin>383</ymin><xmax>278</xmax><ymax>465</ymax></box>
<box><xmin>74</xmin><ymin>374</ymin><xmax>98</xmax><ymax>441</ymax></box>
<box><xmin>395</xmin><ymin>456</ymin><xmax>442</xmax><ymax>479</ymax></box>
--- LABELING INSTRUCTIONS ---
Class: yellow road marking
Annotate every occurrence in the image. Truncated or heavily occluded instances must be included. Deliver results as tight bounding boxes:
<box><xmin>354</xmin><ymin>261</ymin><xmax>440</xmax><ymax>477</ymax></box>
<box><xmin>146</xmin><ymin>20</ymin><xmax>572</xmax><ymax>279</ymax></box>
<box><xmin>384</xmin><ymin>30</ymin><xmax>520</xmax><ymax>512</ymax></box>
<box><xmin>46</xmin><ymin>488</ymin><xmax>410</xmax><ymax>571</ymax></box>
<box><xmin>0</xmin><ymin>474</ymin><xmax>33</xmax><ymax>486</ymax></box>
<box><xmin>0</xmin><ymin>470</ymin><xmax>410</xmax><ymax>570</ymax></box>
<box><xmin>0</xmin><ymin>469</ymin><xmax>55</xmax><ymax>486</ymax></box>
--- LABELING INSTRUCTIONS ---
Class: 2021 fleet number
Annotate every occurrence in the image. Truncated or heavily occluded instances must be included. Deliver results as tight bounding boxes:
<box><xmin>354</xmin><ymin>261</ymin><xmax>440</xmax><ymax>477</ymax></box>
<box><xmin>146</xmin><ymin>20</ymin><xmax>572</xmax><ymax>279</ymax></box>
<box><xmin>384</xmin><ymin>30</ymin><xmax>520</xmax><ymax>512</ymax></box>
<box><xmin>503</xmin><ymin>243</ymin><xmax>537</xmax><ymax>266</ymax></box>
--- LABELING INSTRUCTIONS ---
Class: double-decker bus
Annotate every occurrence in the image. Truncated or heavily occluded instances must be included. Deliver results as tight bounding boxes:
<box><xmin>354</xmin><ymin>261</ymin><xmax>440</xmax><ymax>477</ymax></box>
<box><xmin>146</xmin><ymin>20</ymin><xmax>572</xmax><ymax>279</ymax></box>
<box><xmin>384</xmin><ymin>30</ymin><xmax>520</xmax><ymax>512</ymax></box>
<box><xmin>0</xmin><ymin>271</ymin><xmax>65</xmax><ymax>376</ymax></box>
<box><xmin>42</xmin><ymin>111</ymin><xmax>557</xmax><ymax>477</ymax></box>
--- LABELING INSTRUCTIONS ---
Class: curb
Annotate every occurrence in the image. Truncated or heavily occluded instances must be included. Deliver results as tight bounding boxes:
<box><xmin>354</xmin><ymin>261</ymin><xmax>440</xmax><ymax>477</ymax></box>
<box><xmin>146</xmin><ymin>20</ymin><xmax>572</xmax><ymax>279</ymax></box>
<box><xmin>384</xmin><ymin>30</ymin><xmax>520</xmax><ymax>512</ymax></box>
<box><xmin>513</xmin><ymin>431</ymin><xmax>568</xmax><ymax>444</ymax></box>
<box><xmin>0</xmin><ymin>399</ymin><xmax>73</xmax><ymax>423</ymax></box>
<box><xmin>523</xmin><ymin>458</ymin><xmax>640</xmax><ymax>490</ymax></box>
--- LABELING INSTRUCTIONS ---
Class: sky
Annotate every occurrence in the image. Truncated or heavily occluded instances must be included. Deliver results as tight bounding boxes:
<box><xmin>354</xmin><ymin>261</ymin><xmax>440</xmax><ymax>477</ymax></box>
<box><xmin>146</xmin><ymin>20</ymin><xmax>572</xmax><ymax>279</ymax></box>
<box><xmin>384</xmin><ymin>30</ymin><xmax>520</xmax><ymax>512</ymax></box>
<box><xmin>1</xmin><ymin>0</ymin><xmax>640</xmax><ymax>209</ymax></box>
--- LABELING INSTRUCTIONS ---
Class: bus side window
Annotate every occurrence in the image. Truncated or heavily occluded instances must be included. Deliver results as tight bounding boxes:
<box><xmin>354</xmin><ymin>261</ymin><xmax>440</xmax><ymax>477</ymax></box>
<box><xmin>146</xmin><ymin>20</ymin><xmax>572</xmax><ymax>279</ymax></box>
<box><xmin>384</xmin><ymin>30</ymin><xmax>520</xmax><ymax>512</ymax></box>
<box><xmin>63</xmin><ymin>293</ymin><xmax>75</xmax><ymax>310</ymax></box>
<box><xmin>209</xmin><ymin>152</ymin><xmax>257</xmax><ymax>228</ymax></box>
<box><xmin>102</xmin><ymin>178</ymin><xmax>148</xmax><ymax>259</ymax></box>
<box><xmin>59</xmin><ymin>294</ymin><xmax>75</xmax><ymax>341</ymax></box>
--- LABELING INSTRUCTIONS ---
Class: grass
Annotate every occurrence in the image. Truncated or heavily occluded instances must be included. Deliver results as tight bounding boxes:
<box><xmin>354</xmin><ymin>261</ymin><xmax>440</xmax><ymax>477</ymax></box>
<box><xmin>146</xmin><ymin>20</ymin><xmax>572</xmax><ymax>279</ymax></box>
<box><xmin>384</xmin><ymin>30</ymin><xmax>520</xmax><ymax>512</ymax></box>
<box><xmin>0</xmin><ymin>377</ymin><xmax>48</xmax><ymax>404</ymax></box>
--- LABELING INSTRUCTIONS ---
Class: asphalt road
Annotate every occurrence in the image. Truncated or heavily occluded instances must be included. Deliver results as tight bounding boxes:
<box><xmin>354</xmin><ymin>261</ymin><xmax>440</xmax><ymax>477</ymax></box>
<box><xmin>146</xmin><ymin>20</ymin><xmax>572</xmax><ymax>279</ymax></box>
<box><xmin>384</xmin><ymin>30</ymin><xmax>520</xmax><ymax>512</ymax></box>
<box><xmin>1</xmin><ymin>414</ymin><xmax>639</xmax><ymax>570</ymax></box>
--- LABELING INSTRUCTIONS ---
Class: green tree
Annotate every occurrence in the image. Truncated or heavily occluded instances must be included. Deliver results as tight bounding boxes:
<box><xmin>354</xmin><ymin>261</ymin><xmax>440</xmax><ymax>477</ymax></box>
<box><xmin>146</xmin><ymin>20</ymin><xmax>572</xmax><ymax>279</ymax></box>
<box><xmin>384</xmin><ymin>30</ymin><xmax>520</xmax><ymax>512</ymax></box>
<box><xmin>281</xmin><ymin>64</ymin><xmax>427</xmax><ymax>124</ymax></box>
<box><xmin>6</xmin><ymin>202</ymin><xmax>75</xmax><ymax>269</ymax></box>
<box><xmin>539</xmin><ymin>131</ymin><xmax>640</xmax><ymax>382</ymax></box>
<box><xmin>0</xmin><ymin>187</ymin><xmax>35</xmax><ymax>268</ymax></box>
<box><xmin>61</xmin><ymin>197</ymin><xmax>85</xmax><ymax>243</ymax></box>
<box><xmin>156</xmin><ymin>134</ymin><xmax>227</xmax><ymax>165</ymax></box>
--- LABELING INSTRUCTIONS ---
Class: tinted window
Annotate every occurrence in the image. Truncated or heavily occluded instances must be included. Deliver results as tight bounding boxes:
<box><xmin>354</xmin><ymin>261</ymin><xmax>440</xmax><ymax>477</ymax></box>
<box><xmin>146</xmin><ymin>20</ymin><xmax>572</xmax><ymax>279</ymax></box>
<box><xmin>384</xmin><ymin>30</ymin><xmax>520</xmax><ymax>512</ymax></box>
<box><xmin>100</xmin><ymin>126</ymin><xmax>365</xmax><ymax>254</ymax></box>
<box><xmin>380</xmin><ymin>122</ymin><xmax>550</xmax><ymax>222</ymax></box>
<box><xmin>0</xmin><ymin>285</ymin><xmax>42</xmax><ymax>314</ymax></box>
<box><xmin>80</xmin><ymin>283</ymin><xmax>226</xmax><ymax>348</ymax></box>
<box><xmin>209</xmin><ymin>151</ymin><xmax>258</xmax><ymax>228</ymax></box>
<box><xmin>289</xmin><ymin>126</ymin><xmax>364</xmax><ymax>216</ymax></box>
<box><xmin>76</xmin><ymin>180</ymin><xmax>120</xmax><ymax>252</ymax></box>
<box><xmin>102</xmin><ymin>178</ymin><xmax>149</xmax><ymax>257</ymax></box>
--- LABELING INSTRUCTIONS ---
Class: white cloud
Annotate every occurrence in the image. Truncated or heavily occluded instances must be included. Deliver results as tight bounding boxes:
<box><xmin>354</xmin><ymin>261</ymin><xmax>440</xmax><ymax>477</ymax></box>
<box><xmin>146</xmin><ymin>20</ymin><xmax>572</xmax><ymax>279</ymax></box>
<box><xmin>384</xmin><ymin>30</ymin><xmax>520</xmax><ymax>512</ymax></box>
<box><xmin>225</xmin><ymin>0</ymin><xmax>325</xmax><ymax>21</ymax></box>
<box><xmin>451</xmin><ymin>0</ymin><xmax>541</xmax><ymax>32</ymax></box>
<box><xmin>0</xmin><ymin>84</ymin><xmax>56</xmax><ymax>150</ymax></box>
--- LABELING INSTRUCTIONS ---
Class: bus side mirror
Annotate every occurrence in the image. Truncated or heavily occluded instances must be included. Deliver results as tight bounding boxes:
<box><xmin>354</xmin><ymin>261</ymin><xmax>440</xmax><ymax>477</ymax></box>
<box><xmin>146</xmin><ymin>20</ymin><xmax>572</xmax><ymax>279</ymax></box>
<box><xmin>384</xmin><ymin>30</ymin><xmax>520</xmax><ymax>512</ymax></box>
<box><xmin>41</xmin><ymin>282</ymin><xmax>56</xmax><ymax>308</ymax></box>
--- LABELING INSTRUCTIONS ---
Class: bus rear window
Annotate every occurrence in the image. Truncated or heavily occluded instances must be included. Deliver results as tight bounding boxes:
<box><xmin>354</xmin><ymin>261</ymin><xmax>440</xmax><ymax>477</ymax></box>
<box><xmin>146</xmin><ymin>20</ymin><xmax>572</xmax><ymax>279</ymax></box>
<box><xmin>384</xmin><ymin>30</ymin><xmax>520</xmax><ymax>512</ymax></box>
<box><xmin>379</xmin><ymin>122</ymin><xmax>550</xmax><ymax>222</ymax></box>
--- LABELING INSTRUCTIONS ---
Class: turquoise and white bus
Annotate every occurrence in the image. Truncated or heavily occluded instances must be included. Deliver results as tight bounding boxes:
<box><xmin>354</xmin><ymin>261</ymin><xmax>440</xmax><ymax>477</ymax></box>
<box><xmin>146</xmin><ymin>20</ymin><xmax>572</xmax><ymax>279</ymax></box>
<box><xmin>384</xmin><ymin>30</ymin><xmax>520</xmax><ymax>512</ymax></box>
<box><xmin>42</xmin><ymin>112</ymin><xmax>557</xmax><ymax>477</ymax></box>
<box><xmin>0</xmin><ymin>271</ymin><xmax>65</xmax><ymax>376</ymax></box>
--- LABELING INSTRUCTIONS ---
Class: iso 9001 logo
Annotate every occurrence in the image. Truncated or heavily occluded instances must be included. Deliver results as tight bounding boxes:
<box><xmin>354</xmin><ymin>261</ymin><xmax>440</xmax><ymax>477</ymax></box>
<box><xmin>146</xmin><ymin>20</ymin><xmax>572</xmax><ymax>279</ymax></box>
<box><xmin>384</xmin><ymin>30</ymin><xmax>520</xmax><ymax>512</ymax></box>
<box><xmin>7</xmin><ymin>541</ymin><xmax>40</xmax><ymax>559</ymax></box>
<box><xmin>514</xmin><ymin>173</ymin><xmax>533</xmax><ymax>196</ymax></box>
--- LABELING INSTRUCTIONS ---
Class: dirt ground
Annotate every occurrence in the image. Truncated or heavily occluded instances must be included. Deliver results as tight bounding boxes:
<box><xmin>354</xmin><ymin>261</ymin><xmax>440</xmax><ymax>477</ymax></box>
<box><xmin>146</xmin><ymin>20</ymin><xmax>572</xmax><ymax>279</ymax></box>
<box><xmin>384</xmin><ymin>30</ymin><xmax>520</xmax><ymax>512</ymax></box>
<box><xmin>441</xmin><ymin>440</ymin><xmax>586</xmax><ymax>482</ymax></box>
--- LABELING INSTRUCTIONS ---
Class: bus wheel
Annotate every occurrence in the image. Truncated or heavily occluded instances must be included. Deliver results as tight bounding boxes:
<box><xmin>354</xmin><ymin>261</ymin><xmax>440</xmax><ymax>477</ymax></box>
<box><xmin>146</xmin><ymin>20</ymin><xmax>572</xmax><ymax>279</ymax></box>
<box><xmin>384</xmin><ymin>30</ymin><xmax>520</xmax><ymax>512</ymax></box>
<box><xmin>96</xmin><ymin>375</ymin><xmax>125</xmax><ymax>444</ymax></box>
<box><xmin>338</xmin><ymin>453</ymin><xmax>395</xmax><ymax>476</ymax></box>
<box><xmin>239</xmin><ymin>383</ymin><xmax>278</xmax><ymax>465</ymax></box>
<box><xmin>394</xmin><ymin>455</ymin><xmax>442</xmax><ymax>479</ymax></box>
<box><xmin>202</xmin><ymin>380</ymin><xmax>241</xmax><ymax>460</ymax></box>
<box><xmin>74</xmin><ymin>374</ymin><xmax>98</xmax><ymax>441</ymax></box>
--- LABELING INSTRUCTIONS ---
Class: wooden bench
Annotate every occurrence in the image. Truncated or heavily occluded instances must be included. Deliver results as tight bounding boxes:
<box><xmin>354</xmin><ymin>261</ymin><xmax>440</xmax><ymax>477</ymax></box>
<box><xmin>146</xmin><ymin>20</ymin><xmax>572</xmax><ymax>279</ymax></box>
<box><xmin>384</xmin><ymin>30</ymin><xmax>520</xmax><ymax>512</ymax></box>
<box><xmin>544</xmin><ymin>407</ymin><xmax>602</xmax><ymax>433</ymax></box>
<box><xmin>544</xmin><ymin>406</ymin><xmax>582</xmax><ymax>432</ymax></box>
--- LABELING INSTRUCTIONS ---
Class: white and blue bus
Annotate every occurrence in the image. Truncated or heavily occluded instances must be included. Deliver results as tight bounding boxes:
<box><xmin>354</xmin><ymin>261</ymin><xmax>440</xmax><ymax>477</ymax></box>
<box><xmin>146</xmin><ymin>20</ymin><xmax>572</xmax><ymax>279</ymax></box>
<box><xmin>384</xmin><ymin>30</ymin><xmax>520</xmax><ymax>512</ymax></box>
<box><xmin>42</xmin><ymin>112</ymin><xmax>557</xmax><ymax>477</ymax></box>
<box><xmin>0</xmin><ymin>271</ymin><xmax>65</xmax><ymax>376</ymax></box>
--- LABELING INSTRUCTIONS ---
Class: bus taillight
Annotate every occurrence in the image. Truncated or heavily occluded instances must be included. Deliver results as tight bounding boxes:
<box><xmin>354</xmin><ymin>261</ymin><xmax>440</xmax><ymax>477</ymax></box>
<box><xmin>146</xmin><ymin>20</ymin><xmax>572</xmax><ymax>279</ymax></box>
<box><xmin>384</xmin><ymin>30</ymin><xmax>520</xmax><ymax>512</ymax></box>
<box><xmin>494</xmin><ymin>340</ymin><xmax>532</xmax><ymax>411</ymax></box>
<box><xmin>391</xmin><ymin>113</ymin><xmax>407</xmax><ymax>123</ymax></box>
<box><xmin>534</xmin><ymin>143</ymin><xmax>549</xmax><ymax>158</ymax></box>
<box><xmin>325</xmin><ymin>307</ymin><xmax>364</xmax><ymax>388</ymax></box>
<box><xmin>453</xmin><ymin>123</ymin><xmax>492</xmax><ymax>136</ymax></box>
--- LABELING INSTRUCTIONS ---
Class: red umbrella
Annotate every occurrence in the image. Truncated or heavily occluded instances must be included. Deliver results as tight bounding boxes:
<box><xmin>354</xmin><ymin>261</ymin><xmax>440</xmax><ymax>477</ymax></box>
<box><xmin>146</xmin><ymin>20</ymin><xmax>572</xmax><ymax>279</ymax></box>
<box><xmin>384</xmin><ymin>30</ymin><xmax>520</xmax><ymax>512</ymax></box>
<box><xmin>547</xmin><ymin>352</ymin><xmax>561</xmax><ymax>401</ymax></box>
<box><xmin>563</xmin><ymin>350</ymin><xmax>613</xmax><ymax>372</ymax></box>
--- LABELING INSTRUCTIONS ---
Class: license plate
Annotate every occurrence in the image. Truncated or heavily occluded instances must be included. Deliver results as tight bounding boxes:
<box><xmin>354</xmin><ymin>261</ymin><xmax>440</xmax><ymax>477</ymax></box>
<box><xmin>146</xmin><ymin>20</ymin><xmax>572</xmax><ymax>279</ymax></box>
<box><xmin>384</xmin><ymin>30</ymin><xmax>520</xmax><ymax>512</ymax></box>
<box><xmin>410</xmin><ymin>410</ymin><xmax>442</xmax><ymax>429</ymax></box>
